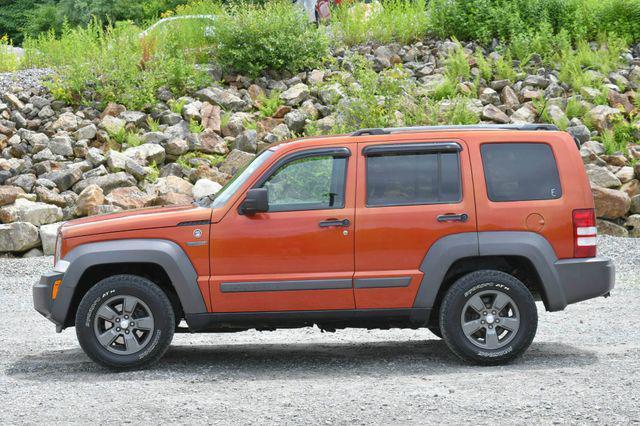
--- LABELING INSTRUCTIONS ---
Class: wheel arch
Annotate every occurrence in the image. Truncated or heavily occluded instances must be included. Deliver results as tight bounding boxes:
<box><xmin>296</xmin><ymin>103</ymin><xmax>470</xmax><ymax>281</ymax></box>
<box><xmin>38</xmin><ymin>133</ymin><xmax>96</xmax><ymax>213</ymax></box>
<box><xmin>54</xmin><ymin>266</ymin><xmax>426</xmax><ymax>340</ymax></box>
<box><xmin>52</xmin><ymin>239</ymin><xmax>206</xmax><ymax>329</ymax></box>
<box><xmin>413</xmin><ymin>231</ymin><xmax>568</xmax><ymax>317</ymax></box>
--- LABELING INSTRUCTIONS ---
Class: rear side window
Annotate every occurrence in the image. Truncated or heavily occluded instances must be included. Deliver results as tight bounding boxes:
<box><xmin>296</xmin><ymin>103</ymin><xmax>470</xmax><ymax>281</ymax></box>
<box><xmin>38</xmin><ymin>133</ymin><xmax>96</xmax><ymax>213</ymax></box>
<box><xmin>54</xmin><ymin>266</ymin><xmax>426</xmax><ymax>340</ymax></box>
<box><xmin>366</xmin><ymin>151</ymin><xmax>461</xmax><ymax>207</ymax></box>
<box><xmin>481</xmin><ymin>143</ymin><xmax>562</xmax><ymax>202</ymax></box>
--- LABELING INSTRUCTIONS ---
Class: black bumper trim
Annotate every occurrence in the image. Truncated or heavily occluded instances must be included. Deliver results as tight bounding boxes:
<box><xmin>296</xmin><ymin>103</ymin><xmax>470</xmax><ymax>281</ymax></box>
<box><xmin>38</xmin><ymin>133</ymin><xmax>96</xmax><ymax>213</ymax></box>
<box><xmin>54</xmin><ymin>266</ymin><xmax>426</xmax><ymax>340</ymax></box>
<box><xmin>33</xmin><ymin>271</ymin><xmax>64</xmax><ymax>328</ymax></box>
<box><xmin>554</xmin><ymin>256</ymin><xmax>615</xmax><ymax>306</ymax></box>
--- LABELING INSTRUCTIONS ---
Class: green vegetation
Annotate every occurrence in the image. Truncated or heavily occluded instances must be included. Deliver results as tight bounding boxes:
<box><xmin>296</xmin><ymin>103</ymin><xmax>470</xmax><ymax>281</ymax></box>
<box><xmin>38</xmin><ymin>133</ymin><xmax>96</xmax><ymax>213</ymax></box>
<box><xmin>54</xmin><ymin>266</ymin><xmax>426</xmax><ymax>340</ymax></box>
<box><xmin>257</xmin><ymin>91</ymin><xmax>282</xmax><ymax>118</ymax></box>
<box><xmin>0</xmin><ymin>35</ymin><xmax>20</xmax><ymax>72</ymax></box>
<box><xmin>108</xmin><ymin>127</ymin><xmax>143</xmax><ymax>148</ymax></box>
<box><xmin>428</xmin><ymin>0</ymin><xmax>640</xmax><ymax>45</ymax></box>
<box><xmin>599</xmin><ymin>118</ymin><xmax>637</xmax><ymax>154</ymax></box>
<box><xmin>146</xmin><ymin>160</ymin><xmax>160</xmax><ymax>183</ymax></box>
<box><xmin>189</xmin><ymin>119</ymin><xmax>205</xmax><ymax>133</ymax></box>
<box><xmin>176</xmin><ymin>151</ymin><xmax>225</xmax><ymax>169</ymax></box>
<box><xmin>146</xmin><ymin>117</ymin><xmax>161</xmax><ymax>132</ymax></box>
<box><xmin>332</xmin><ymin>0</ymin><xmax>428</xmax><ymax>46</ymax></box>
<box><xmin>169</xmin><ymin>98</ymin><xmax>188</xmax><ymax>115</ymax></box>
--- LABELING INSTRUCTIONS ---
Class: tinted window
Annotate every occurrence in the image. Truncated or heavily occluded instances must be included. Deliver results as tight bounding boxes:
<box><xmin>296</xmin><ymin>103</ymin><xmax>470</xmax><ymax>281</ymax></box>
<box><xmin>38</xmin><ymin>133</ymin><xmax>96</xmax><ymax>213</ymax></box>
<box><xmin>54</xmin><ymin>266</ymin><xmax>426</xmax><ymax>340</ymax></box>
<box><xmin>262</xmin><ymin>155</ymin><xmax>347</xmax><ymax>212</ymax></box>
<box><xmin>481</xmin><ymin>143</ymin><xmax>562</xmax><ymax>202</ymax></box>
<box><xmin>366</xmin><ymin>152</ymin><xmax>461</xmax><ymax>206</ymax></box>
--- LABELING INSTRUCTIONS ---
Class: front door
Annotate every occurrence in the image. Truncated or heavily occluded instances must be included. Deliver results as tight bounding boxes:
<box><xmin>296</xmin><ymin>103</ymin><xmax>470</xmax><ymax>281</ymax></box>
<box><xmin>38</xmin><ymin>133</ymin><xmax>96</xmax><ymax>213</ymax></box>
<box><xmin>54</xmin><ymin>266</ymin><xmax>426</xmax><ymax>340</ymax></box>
<box><xmin>353</xmin><ymin>139</ymin><xmax>477</xmax><ymax>309</ymax></box>
<box><xmin>210</xmin><ymin>146</ymin><xmax>356</xmax><ymax>312</ymax></box>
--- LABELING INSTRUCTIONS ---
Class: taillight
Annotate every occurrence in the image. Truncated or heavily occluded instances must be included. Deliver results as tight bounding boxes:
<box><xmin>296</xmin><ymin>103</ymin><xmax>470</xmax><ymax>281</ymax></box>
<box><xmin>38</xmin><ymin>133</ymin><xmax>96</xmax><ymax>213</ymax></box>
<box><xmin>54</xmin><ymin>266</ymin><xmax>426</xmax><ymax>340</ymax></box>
<box><xmin>573</xmin><ymin>208</ymin><xmax>596</xmax><ymax>258</ymax></box>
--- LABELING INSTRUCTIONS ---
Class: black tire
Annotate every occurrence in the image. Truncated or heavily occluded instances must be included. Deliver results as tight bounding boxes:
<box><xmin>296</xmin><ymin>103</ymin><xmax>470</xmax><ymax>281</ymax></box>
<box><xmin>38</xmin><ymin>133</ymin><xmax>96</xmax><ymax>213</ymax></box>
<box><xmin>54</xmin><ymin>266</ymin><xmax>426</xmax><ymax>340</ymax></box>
<box><xmin>427</xmin><ymin>324</ymin><xmax>442</xmax><ymax>338</ymax></box>
<box><xmin>75</xmin><ymin>274</ymin><xmax>175</xmax><ymax>370</ymax></box>
<box><xmin>439</xmin><ymin>270</ymin><xmax>537</xmax><ymax>365</ymax></box>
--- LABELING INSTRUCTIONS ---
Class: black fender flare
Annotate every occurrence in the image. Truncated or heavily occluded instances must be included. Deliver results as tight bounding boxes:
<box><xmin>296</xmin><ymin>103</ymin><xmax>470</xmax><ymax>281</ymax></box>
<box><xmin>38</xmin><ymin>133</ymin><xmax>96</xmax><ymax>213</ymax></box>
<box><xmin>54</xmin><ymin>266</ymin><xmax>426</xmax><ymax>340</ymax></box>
<box><xmin>412</xmin><ymin>231</ymin><xmax>568</xmax><ymax>312</ymax></box>
<box><xmin>51</xmin><ymin>239</ymin><xmax>207</xmax><ymax>326</ymax></box>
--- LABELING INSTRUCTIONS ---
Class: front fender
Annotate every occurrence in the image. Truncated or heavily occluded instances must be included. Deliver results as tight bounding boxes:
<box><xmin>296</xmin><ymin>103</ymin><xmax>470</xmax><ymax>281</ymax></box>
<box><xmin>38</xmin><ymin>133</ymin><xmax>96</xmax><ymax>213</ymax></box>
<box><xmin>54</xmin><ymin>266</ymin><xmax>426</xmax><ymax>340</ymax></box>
<box><xmin>51</xmin><ymin>239</ymin><xmax>207</xmax><ymax>326</ymax></box>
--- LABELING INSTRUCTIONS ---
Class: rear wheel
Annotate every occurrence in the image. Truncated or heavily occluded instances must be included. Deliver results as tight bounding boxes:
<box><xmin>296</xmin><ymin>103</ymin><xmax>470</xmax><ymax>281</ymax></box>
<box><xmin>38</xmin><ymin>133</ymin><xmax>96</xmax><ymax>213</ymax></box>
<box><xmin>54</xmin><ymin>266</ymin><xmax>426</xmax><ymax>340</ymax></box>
<box><xmin>75</xmin><ymin>274</ymin><xmax>175</xmax><ymax>370</ymax></box>
<box><xmin>439</xmin><ymin>270</ymin><xmax>537</xmax><ymax>365</ymax></box>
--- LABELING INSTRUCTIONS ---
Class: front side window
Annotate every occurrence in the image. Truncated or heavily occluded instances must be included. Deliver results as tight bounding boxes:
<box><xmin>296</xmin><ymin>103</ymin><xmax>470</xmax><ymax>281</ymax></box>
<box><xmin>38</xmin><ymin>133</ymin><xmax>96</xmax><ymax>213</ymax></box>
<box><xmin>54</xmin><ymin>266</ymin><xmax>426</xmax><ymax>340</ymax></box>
<box><xmin>481</xmin><ymin>143</ymin><xmax>562</xmax><ymax>202</ymax></box>
<box><xmin>261</xmin><ymin>154</ymin><xmax>347</xmax><ymax>212</ymax></box>
<box><xmin>366</xmin><ymin>150</ymin><xmax>461</xmax><ymax>207</ymax></box>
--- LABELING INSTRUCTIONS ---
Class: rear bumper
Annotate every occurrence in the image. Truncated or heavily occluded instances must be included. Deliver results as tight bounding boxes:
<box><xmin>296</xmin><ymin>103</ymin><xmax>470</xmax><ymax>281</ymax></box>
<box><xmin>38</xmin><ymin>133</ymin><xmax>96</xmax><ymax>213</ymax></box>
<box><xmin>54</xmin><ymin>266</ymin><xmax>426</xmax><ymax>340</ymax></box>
<box><xmin>33</xmin><ymin>270</ymin><xmax>65</xmax><ymax>331</ymax></box>
<box><xmin>554</xmin><ymin>256</ymin><xmax>615</xmax><ymax>306</ymax></box>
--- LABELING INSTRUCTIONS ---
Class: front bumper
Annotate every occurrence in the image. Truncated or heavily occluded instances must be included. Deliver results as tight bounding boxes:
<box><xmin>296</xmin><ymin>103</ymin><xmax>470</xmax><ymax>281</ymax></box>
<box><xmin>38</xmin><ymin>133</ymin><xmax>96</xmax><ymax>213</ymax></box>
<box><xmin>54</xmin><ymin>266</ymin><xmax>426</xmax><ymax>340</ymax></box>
<box><xmin>33</xmin><ymin>267</ymin><xmax>66</xmax><ymax>331</ymax></box>
<box><xmin>555</xmin><ymin>256</ymin><xmax>615</xmax><ymax>306</ymax></box>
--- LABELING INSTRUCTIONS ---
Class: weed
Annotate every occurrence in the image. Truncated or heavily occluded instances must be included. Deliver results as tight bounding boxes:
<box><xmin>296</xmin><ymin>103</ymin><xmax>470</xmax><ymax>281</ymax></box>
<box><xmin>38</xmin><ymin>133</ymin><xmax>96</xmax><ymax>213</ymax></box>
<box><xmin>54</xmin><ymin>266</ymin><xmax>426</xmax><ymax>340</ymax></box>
<box><xmin>0</xmin><ymin>35</ymin><xmax>20</xmax><ymax>72</ymax></box>
<box><xmin>176</xmin><ymin>151</ymin><xmax>225</xmax><ymax>169</ymax></box>
<box><xmin>258</xmin><ymin>91</ymin><xmax>282</xmax><ymax>118</ymax></box>
<box><xmin>146</xmin><ymin>161</ymin><xmax>160</xmax><ymax>183</ymax></box>
<box><xmin>189</xmin><ymin>119</ymin><xmax>205</xmax><ymax>134</ymax></box>
<box><xmin>169</xmin><ymin>98</ymin><xmax>188</xmax><ymax>115</ymax></box>
<box><xmin>146</xmin><ymin>116</ymin><xmax>161</xmax><ymax>132</ymax></box>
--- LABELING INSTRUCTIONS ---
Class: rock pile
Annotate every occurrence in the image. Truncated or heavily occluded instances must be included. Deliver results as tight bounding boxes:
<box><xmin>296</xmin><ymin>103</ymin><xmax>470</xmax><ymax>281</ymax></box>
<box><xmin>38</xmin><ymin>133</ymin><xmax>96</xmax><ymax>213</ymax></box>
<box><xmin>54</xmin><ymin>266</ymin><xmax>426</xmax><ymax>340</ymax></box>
<box><xmin>1</xmin><ymin>39</ymin><xmax>640</xmax><ymax>255</ymax></box>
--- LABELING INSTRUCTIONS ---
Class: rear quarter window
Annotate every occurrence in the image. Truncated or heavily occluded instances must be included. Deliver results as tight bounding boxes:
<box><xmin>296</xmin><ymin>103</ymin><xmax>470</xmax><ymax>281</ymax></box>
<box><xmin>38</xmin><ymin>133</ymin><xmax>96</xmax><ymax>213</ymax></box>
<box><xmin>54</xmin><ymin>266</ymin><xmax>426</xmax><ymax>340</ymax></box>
<box><xmin>481</xmin><ymin>143</ymin><xmax>562</xmax><ymax>202</ymax></box>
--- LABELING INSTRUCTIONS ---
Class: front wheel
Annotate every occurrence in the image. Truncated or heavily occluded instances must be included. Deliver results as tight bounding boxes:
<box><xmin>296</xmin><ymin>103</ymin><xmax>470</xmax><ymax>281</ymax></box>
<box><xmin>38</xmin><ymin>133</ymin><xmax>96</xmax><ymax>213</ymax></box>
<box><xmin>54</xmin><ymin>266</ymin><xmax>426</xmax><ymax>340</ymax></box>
<box><xmin>439</xmin><ymin>270</ymin><xmax>538</xmax><ymax>365</ymax></box>
<box><xmin>75</xmin><ymin>274</ymin><xmax>175</xmax><ymax>370</ymax></box>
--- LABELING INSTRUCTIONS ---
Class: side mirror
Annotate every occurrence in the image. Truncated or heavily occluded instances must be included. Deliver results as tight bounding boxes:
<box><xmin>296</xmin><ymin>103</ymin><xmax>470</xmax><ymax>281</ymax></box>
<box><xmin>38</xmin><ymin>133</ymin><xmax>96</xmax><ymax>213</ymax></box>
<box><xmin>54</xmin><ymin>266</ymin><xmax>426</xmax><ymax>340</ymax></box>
<box><xmin>241</xmin><ymin>188</ymin><xmax>269</xmax><ymax>215</ymax></box>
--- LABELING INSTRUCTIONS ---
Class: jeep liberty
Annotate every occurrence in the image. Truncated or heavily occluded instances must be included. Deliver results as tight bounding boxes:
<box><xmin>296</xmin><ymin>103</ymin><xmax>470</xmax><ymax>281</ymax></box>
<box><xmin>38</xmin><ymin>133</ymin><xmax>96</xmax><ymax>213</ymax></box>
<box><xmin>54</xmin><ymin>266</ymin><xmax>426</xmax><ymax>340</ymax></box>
<box><xmin>33</xmin><ymin>124</ymin><xmax>615</xmax><ymax>369</ymax></box>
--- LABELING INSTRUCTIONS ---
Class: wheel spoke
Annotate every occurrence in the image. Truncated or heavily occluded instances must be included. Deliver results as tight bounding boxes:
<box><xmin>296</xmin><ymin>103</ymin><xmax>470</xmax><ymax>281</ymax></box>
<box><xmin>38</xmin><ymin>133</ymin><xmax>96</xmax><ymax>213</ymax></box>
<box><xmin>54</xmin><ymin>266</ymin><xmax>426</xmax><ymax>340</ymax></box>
<box><xmin>96</xmin><ymin>305</ymin><xmax>118</xmax><ymax>322</ymax></box>
<box><xmin>468</xmin><ymin>295</ymin><xmax>486</xmax><ymax>314</ymax></box>
<box><xmin>123</xmin><ymin>333</ymin><xmax>142</xmax><ymax>353</ymax></box>
<box><xmin>96</xmin><ymin>328</ymin><xmax>119</xmax><ymax>347</ymax></box>
<box><xmin>133</xmin><ymin>316</ymin><xmax>153</xmax><ymax>331</ymax></box>
<box><xmin>462</xmin><ymin>319</ymin><xmax>483</xmax><ymax>336</ymax></box>
<box><xmin>491</xmin><ymin>292</ymin><xmax>510</xmax><ymax>312</ymax></box>
<box><xmin>484</xmin><ymin>328</ymin><xmax>500</xmax><ymax>349</ymax></box>
<box><xmin>498</xmin><ymin>316</ymin><xmax>519</xmax><ymax>331</ymax></box>
<box><xmin>122</xmin><ymin>296</ymin><xmax>138</xmax><ymax>315</ymax></box>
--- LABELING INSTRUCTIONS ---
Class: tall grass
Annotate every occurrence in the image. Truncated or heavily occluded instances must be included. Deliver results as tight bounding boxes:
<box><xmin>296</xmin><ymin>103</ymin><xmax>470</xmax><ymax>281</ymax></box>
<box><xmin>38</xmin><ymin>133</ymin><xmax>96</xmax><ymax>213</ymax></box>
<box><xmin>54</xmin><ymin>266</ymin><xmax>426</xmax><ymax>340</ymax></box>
<box><xmin>332</xmin><ymin>0</ymin><xmax>428</xmax><ymax>46</ymax></box>
<box><xmin>0</xmin><ymin>35</ymin><xmax>21</xmax><ymax>72</ymax></box>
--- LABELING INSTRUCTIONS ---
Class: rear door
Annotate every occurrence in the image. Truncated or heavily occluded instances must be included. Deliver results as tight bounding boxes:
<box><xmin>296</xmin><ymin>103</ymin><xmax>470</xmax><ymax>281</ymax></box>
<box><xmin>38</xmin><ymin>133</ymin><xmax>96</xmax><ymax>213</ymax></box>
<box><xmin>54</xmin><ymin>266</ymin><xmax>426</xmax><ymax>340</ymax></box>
<box><xmin>353</xmin><ymin>139</ymin><xmax>477</xmax><ymax>309</ymax></box>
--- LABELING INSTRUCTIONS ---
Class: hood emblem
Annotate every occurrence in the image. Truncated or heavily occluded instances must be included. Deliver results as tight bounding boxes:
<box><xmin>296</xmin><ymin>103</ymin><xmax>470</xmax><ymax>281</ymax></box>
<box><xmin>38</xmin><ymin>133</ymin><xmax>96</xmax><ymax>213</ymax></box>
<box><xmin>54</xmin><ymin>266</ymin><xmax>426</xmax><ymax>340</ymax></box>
<box><xmin>193</xmin><ymin>229</ymin><xmax>202</xmax><ymax>238</ymax></box>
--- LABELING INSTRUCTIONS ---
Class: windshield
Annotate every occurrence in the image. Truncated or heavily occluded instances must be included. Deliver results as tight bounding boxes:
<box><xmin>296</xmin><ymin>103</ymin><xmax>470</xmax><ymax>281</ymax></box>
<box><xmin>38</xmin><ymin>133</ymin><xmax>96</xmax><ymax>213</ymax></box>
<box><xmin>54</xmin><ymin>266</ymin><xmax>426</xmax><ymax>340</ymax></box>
<box><xmin>205</xmin><ymin>149</ymin><xmax>275</xmax><ymax>209</ymax></box>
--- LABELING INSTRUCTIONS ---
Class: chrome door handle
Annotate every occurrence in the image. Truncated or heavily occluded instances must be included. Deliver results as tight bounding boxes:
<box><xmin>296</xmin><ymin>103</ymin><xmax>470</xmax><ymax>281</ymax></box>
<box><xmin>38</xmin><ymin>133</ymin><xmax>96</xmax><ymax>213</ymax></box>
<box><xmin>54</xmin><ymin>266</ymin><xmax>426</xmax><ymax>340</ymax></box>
<box><xmin>319</xmin><ymin>219</ymin><xmax>350</xmax><ymax>227</ymax></box>
<box><xmin>437</xmin><ymin>213</ymin><xmax>468</xmax><ymax>222</ymax></box>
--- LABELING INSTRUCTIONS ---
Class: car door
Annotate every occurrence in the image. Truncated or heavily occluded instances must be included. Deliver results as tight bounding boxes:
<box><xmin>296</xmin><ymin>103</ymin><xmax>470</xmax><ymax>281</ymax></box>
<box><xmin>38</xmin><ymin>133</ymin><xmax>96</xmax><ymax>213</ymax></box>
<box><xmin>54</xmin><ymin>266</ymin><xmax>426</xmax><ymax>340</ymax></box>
<box><xmin>209</xmin><ymin>146</ymin><xmax>356</xmax><ymax>312</ymax></box>
<box><xmin>353</xmin><ymin>139</ymin><xmax>477</xmax><ymax>309</ymax></box>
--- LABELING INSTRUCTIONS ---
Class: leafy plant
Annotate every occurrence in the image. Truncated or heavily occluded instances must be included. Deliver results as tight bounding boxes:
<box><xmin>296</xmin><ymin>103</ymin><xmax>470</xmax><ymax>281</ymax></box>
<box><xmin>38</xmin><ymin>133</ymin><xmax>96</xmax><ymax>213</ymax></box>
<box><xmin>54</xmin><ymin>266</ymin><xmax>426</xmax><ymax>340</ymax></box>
<box><xmin>169</xmin><ymin>98</ymin><xmax>188</xmax><ymax>115</ymax></box>
<box><xmin>146</xmin><ymin>116</ymin><xmax>161</xmax><ymax>131</ymax></box>
<box><xmin>211</xmin><ymin>1</ymin><xmax>329</xmax><ymax>77</ymax></box>
<box><xmin>0</xmin><ymin>35</ymin><xmax>20</xmax><ymax>72</ymax></box>
<box><xmin>189</xmin><ymin>118</ymin><xmax>205</xmax><ymax>133</ymax></box>
<box><xmin>146</xmin><ymin>160</ymin><xmax>160</xmax><ymax>183</ymax></box>
<box><xmin>257</xmin><ymin>90</ymin><xmax>282</xmax><ymax>118</ymax></box>
<box><xmin>176</xmin><ymin>151</ymin><xmax>225</xmax><ymax>169</ymax></box>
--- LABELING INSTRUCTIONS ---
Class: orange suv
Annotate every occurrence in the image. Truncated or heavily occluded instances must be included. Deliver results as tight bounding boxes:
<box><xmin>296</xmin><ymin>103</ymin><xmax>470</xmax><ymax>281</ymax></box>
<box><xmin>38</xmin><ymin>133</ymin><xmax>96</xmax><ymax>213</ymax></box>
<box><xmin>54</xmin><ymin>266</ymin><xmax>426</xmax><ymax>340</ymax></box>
<box><xmin>33</xmin><ymin>124</ymin><xmax>615</xmax><ymax>369</ymax></box>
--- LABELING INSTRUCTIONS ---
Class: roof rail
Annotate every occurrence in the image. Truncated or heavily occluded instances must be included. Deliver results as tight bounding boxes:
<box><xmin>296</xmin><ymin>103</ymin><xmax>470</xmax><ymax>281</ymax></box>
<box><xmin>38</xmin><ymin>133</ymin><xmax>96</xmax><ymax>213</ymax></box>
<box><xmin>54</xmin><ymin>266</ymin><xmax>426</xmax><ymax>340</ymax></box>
<box><xmin>351</xmin><ymin>124</ymin><xmax>560</xmax><ymax>136</ymax></box>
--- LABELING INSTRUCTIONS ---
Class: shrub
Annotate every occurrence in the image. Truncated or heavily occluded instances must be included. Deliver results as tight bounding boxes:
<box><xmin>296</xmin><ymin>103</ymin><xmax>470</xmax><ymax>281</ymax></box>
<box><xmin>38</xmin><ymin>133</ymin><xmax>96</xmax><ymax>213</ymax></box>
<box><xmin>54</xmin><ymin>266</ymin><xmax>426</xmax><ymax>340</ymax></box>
<box><xmin>211</xmin><ymin>1</ymin><xmax>328</xmax><ymax>77</ymax></box>
<box><xmin>332</xmin><ymin>0</ymin><xmax>429</xmax><ymax>46</ymax></box>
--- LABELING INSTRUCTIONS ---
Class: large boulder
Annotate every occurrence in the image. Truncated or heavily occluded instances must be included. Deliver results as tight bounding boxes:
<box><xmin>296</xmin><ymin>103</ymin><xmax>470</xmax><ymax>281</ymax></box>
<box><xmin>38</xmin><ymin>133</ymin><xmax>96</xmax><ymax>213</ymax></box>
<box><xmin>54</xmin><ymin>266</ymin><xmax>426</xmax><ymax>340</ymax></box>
<box><xmin>281</xmin><ymin>83</ymin><xmax>310</xmax><ymax>106</ymax></box>
<box><xmin>106</xmin><ymin>186</ymin><xmax>153</xmax><ymax>210</ymax></box>
<box><xmin>123</xmin><ymin>144</ymin><xmax>166</xmax><ymax>165</ymax></box>
<box><xmin>195</xmin><ymin>87</ymin><xmax>247</xmax><ymax>111</ymax></box>
<box><xmin>0</xmin><ymin>186</ymin><xmax>25</xmax><ymax>206</ymax></box>
<box><xmin>596</xmin><ymin>219</ymin><xmax>629</xmax><ymax>237</ymax></box>
<box><xmin>588</xmin><ymin>105</ymin><xmax>622</xmax><ymax>131</ymax></box>
<box><xmin>0</xmin><ymin>198</ymin><xmax>63</xmax><ymax>226</ymax></box>
<box><xmin>592</xmin><ymin>186</ymin><xmax>631</xmax><ymax>219</ymax></box>
<box><xmin>482</xmin><ymin>104</ymin><xmax>510</xmax><ymax>124</ymax></box>
<box><xmin>73</xmin><ymin>172</ymin><xmax>136</xmax><ymax>195</ymax></box>
<box><xmin>75</xmin><ymin>184</ymin><xmax>105</xmax><ymax>216</ymax></box>
<box><xmin>193</xmin><ymin>178</ymin><xmax>222</xmax><ymax>199</ymax></box>
<box><xmin>219</xmin><ymin>149</ymin><xmax>255</xmax><ymax>175</ymax></box>
<box><xmin>585</xmin><ymin>164</ymin><xmax>621</xmax><ymax>188</ymax></box>
<box><xmin>149</xmin><ymin>175</ymin><xmax>193</xmax><ymax>196</ymax></box>
<box><xmin>39</xmin><ymin>221</ymin><xmax>65</xmax><ymax>255</ymax></box>
<box><xmin>0</xmin><ymin>222</ymin><xmax>40</xmax><ymax>252</ymax></box>
<box><xmin>625</xmin><ymin>214</ymin><xmax>640</xmax><ymax>237</ymax></box>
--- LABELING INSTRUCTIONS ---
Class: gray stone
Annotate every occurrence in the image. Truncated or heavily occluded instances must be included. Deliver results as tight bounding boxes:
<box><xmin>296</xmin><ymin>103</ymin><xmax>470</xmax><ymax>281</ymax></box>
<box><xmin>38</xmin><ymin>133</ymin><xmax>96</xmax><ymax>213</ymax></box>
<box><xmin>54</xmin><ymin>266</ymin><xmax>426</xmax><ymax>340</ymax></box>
<box><xmin>479</xmin><ymin>88</ymin><xmax>500</xmax><ymax>105</ymax></box>
<box><xmin>501</xmin><ymin>86</ymin><xmax>520</xmax><ymax>110</ymax></box>
<box><xmin>0</xmin><ymin>222</ymin><xmax>40</xmax><ymax>252</ymax></box>
<box><xmin>523</xmin><ymin>75</ymin><xmax>550</xmax><ymax>88</ymax></box>
<box><xmin>165</xmin><ymin>138</ymin><xmax>189</xmax><ymax>156</ymax></box>
<box><xmin>119</xmin><ymin>110</ymin><xmax>147</xmax><ymax>127</ymax></box>
<box><xmin>219</xmin><ymin>149</ymin><xmax>255</xmax><ymax>175</ymax></box>
<box><xmin>86</xmin><ymin>147</ymin><xmax>106</xmax><ymax>166</ymax></box>
<box><xmin>160</xmin><ymin>112</ymin><xmax>182</xmax><ymax>126</ymax></box>
<box><xmin>101</xmin><ymin>115</ymin><xmax>126</xmax><ymax>133</ymax></box>
<box><xmin>592</xmin><ymin>186</ymin><xmax>631</xmax><ymax>219</ymax></box>
<box><xmin>234</xmin><ymin>130</ymin><xmax>258</xmax><ymax>153</ymax></box>
<box><xmin>589</xmin><ymin>105</ymin><xmax>622</xmax><ymax>131</ymax></box>
<box><xmin>0</xmin><ymin>198</ymin><xmax>63</xmax><ymax>226</ymax></box>
<box><xmin>193</xmin><ymin>179</ymin><xmax>222</xmax><ymax>199</ymax></box>
<box><xmin>73</xmin><ymin>172</ymin><xmax>136</xmax><ymax>195</ymax></box>
<box><xmin>39</xmin><ymin>221</ymin><xmax>65</xmax><ymax>255</ymax></box>
<box><xmin>74</xmin><ymin>124</ymin><xmax>97</xmax><ymax>140</ymax></box>
<box><xmin>123</xmin><ymin>144</ymin><xmax>166</xmax><ymax>165</ymax></box>
<box><xmin>143</xmin><ymin>131</ymin><xmax>169</xmax><ymax>145</ymax></box>
<box><xmin>482</xmin><ymin>104</ymin><xmax>509</xmax><ymax>124</ymax></box>
<box><xmin>567</xmin><ymin>125</ymin><xmax>591</xmax><ymax>144</ymax></box>
<box><xmin>41</xmin><ymin>168</ymin><xmax>83</xmax><ymax>192</ymax></box>
<box><xmin>7</xmin><ymin>174</ymin><xmax>37</xmax><ymax>192</ymax></box>
<box><xmin>196</xmin><ymin>87</ymin><xmax>247</xmax><ymax>111</ymax></box>
<box><xmin>510</xmin><ymin>105</ymin><xmax>536</xmax><ymax>123</ymax></box>
<box><xmin>284</xmin><ymin>110</ymin><xmax>306</xmax><ymax>133</ymax></box>
<box><xmin>52</xmin><ymin>112</ymin><xmax>80</xmax><ymax>132</ymax></box>
<box><xmin>23</xmin><ymin>247</ymin><xmax>44</xmax><ymax>257</ymax></box>
<box><xmin>596</xmin><ymin>219</ymin><xmax>629</xmax><ymax>237</ymax></box>
<box><xmin>585</xmin><ymin>164</ymin><xmax>622</xmax><ymax>188</ymax></box>
<box><xmin>49</xmin><ymin>136</ymin><xmax>73</xmax><ymax>156</ymax></box>
<box><xmin>182</xmin><ymin>101</ymin><xmax>202</xmax><ymax>122</ymax></box>
<box><xmin>281</xmin><ymin>83</ymin><xmax>310</xmax><ymax>106</ymax></box>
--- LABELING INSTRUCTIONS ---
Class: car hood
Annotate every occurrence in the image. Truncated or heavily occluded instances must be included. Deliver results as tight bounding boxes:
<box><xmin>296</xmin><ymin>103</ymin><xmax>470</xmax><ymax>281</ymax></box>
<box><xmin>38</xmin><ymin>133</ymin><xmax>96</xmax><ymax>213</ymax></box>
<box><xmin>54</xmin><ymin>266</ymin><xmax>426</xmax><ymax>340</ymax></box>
<box><xmin>61</xmin><ymin>204</ymin><xmax>212</xmax><ymax>239</ymax></box>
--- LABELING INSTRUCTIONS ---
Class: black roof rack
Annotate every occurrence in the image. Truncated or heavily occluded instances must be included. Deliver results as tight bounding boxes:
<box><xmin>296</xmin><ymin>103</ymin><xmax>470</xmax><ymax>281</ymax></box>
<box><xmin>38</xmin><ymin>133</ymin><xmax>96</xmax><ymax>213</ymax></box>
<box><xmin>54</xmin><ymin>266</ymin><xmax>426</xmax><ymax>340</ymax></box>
<box><xmin>351</xmin><ymin>124</ymin><xmax>560</xmax><ymax>136</ymax></box>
